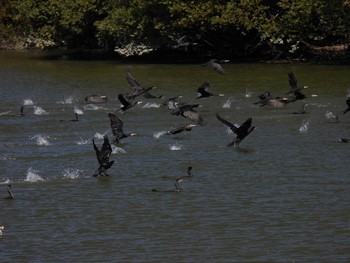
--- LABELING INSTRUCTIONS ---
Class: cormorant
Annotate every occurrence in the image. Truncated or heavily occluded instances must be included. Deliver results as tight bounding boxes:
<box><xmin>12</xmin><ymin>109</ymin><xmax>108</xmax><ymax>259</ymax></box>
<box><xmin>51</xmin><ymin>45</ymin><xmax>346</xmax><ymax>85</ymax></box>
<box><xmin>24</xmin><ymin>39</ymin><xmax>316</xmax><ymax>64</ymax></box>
<box><xmin>338</xmin><ymin>138</ymin><xmax>349</xmax><ymax>143</ymax></box>
<box><xmin>170</xmin><ymin>35</ymin><xmax>198</xmax><ymax>51</ymax></box>
<box><xmin>202</xmin><ymin>59</ymin><xmax>229</xmax><ymax>75</ymax></box>
<box><xmin>176</xmin><ymin>166</ymin><xmax>194</xmax><ymax>182</ymax></box>
<box><xmin>152</xmin><ymin>182</ymin><xmax>182</xmax><ymax>192</ymax></box>
<box><xmin>125</xmin><ymin>71</ymin><xmax>162</xmax><ymax>99</ymax></box>
<box><xmin>196</xmin><ymin>81</ymin><xmax>224</xmax><ymax>99</ymax></box>
<box><xmin>171</xmin><ymin>104</ymin><xmax>204</xmax><ymax>126</ymax></box>
<box><xmin>152</xmin><ymin>166</ymin><xmax>193</xmax><ymax>192</ymax></box>
<box><xmin>293</xmin><ymin>103</ymin><xmax>308</xmax><ymax>114</ymax></box>
<box><xmin>267</xmin><ymin>97</ymin><xmax>291</xmax><ymax>108</ymax></box>
<box><xmin>253</xmin><ymin>91</ymin><xmax>271</xmax><ymax>107</ymax></box>
<box><xmin>92</xmin><ymin>135</ymin><xmax>115</xmax><ymax>177</ymax></box>
<box><xmin>254</xmin><ymin>91</ymin><xmax>290</xmax><ymax>108</ymax></box>
<box><xmin>6</xmin><ymin>185</ymin><xmax>14</xmax><ymax>199</ymax></box>
<box><xmin>166</xmin><ymin>124</ymin><xmax>196</xmax><ymax>135</ymax></box>
<box><xmin>108</xmin><ymin>112</ymin><xmax>137</xmax><ymax>144</ymax></box>
<box><xmin>85</xmin><ymin>95</ymin><xmax>108</xmax><ymax>104</ymax></box>
<box><xmin>71</xmin><ymin>113</ymin><xmax>79</xmax><ymax>122</ymax></box>
<box><xmin>287</xmin><ymin>72</ymin><xmax>308</xmax><ymax>95</ymax></box>
<box><xmin>216</xmin><ymin>113</ymin><xmax>256</xmax><ymax>147</ymax></box>
<box><xmin>117</xmin><ymin>94</ymin><xmax>140</xmax><ymax>112</ymax></box>
<box><xmin>287</xmin><ymin>72</ymin><xmax>308</xmax><ymax>102</ymax></box>
<box><xmin>162</xmin><ymin>95</ymin><xmax>184</xmax><ymax>110</ymax></box>
<box><xmin>289</xmin><ymin>90</ymin><xmax>308</xmax><ymax>102</ymax></box>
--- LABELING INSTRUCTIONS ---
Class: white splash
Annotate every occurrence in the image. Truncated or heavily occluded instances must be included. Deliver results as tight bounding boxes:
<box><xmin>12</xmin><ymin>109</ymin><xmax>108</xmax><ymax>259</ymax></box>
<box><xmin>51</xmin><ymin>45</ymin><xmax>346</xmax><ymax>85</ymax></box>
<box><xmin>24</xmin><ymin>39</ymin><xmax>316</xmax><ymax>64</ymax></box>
<box><xmin>112</xmin><ymin>145</ymin><xmax>126</xmax><ymax>154</ymax></box>
<box><xmin>25</xmin><ymin>168</ymin><xmax>44</xmax><ymax>182</ymax></box>
<box><xmin>299</xmin><ymin>120</ymin><xmax>310</xmax><ymax>133</ymax></box>
<box><xmin>0</xmin><ymin>111</ymin><xmax>11</xmax><ymax>116</ymax></box>
<box><xmin>325</xmin><ymin>111</ymin><xmax>337</xmax><ymax>119</ymax></box>
<box><xmin>0</xmin><ymin>156</ymin><xmax>16</xmax><ymax>160</ymax></box>
<box><xmin>57</xmin><ymin>95</ymin><xmax>74</xmax><ymax>105</ymax></box>
<box><xmin>31</xmin><ymin>134</ymin><xmax>51</xmax><ymax>146</ymax></box>
<box><xmin>94</xmin><ymin>132</ymin><xmax>106</xmax><ymax>139</ymax></box>
<box><xmin>142</xmin><ymin>102</ymin><xmax>161</xmax><ymax>108</ymax></box>
<box><xmin>23</xmin><ymin>99</ymin><xmax>34</xmax><ymax>105</ymax></box>
<box><xmin>83</xmin><ymin>104</ymin><xmax>103</xmax><ymax>111</ymax></box>
<box><xmin>169</xmin><ymin>143</ymin><xmax>182</xmax><ymax>151</ymax></box>
<box><xmin>0</xmin><ymin>179</ymin><xmax>11</xmax><ymax>185</ymax></box>
<box><xmin>33</xmin><ymin>106</ymin><xmax>49</xmax><ymax>115</ymax></box>
<box><xmin>62</xmin><ymin>169</ymin><xmax>82</xmax><ymax>179</ymax></box>
<box><xmin>226</xmin><ymin>127</ymin><xmax>234</xmax><ymax>134</ymax></box>
<box><xmin>77</xmin><ymin>138</ymin><xmax>90</xmax><ymax>145</ymax></box>
<box><xmin>245</xmin><ymin>89</ymin><xmax>253</xmax><ymax>98</ymax></box>
<box><xmin>73</xmin><ymin>106</ymin><xmax>83</xmax><ymax>115</ymax></box>
<box><xmin>153</xmin><ymin>131</ymin><xmax>167</xmax><ymax>138</ymax></box>
<box><xmin>222</xmin><ymin>98</ymin><xmax>232</xmax><ymax>108</ymax></box>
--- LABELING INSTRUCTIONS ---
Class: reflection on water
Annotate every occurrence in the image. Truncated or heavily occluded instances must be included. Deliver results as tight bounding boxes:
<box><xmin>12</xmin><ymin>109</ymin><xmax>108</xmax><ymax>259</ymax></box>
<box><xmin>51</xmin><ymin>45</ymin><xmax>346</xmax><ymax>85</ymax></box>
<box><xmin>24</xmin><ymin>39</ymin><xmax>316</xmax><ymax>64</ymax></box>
<box><xmin>0</xmin><ymin>51</ymin><xmax>349</xmax><ymax>262</ymax></box>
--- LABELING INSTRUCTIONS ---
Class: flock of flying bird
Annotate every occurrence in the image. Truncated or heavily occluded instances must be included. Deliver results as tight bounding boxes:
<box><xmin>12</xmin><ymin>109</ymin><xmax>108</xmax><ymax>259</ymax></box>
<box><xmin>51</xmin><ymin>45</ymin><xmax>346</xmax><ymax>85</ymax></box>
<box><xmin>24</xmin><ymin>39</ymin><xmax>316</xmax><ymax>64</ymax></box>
<box><xmin>4</xmin><ymin>59</ymin><xmax>350</xmax><ymax>197</ymax></box>
<box><xmin>89</xmin><ymin>59</ymin><xmax>350</xmax><ymax>192</ymax></box>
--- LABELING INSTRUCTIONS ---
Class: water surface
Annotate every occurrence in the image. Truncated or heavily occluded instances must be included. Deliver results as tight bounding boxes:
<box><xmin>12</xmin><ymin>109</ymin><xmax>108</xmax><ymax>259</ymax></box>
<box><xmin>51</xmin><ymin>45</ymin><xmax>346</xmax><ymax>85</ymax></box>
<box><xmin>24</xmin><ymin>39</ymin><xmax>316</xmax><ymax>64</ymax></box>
<box><xmin>0</xmin><ymin>51</ymin><xmax>349</xmax><ymax>262</ymax></box>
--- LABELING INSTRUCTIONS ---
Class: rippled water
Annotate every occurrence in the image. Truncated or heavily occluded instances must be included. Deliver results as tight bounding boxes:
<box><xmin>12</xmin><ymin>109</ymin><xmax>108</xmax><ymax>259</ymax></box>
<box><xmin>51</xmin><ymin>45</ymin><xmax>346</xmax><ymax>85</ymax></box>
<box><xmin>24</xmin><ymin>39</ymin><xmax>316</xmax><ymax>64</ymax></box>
<box><xmin>1</xmin><ymin>51</ymin><xmax>349</xmax><ymax>262</ymax></box>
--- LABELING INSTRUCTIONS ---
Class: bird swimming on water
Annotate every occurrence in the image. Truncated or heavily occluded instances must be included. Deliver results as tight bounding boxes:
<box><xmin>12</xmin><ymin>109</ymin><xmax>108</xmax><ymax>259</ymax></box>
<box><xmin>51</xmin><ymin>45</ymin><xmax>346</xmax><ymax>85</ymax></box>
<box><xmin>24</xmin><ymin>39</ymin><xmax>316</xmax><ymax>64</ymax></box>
<box><xmin>196</xmin><ymin>81</ymin><xmax>224</xmax><ymax>99</ymax></box>
<box><xmin>108</xmin><ymin>112</ymin><xmax>137</xmax><ymax>144</ymax></box>
<box><xmin>5</xmin><ymin>184</ymin><xmax>14</xmax><ymax>199</ymax></box>
<box><xmin>216</xmin><ymin>113</ymin><xmax>256</xmax><ymax>147</ymax></box>
<box><xmin>293</xmin><ymin>103</ymin><xmax>308</xmax><ymax>114</ymax></box>
<box><xmin>152</xmin><ymin>166</ymin><xmax>193</xmax><ymax>192</ymax></box>
<box><xmin>92</xmin><ymin>135</ymin><xmax>115</xmax><ymax>177</ymax></box>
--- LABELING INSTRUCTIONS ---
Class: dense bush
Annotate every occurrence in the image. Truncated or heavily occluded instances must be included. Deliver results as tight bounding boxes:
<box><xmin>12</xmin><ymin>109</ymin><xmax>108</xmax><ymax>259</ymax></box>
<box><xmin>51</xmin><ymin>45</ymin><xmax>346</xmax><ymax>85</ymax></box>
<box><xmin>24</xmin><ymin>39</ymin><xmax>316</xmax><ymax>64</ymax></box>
<box><xmin>1</xmin><ymin>0</ymin><xmax>349</xmax><ymax>60</ymax></box>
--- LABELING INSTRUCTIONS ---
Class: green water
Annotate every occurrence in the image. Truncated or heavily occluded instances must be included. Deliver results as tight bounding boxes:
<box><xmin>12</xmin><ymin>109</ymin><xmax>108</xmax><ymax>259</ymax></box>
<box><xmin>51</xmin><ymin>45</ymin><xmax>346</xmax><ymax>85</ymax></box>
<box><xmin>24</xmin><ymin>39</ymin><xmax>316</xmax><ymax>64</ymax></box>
<box><xmin>0</xmin><ymin>51</ymin><xmax>349</xmax><ymax>262</ymax></box>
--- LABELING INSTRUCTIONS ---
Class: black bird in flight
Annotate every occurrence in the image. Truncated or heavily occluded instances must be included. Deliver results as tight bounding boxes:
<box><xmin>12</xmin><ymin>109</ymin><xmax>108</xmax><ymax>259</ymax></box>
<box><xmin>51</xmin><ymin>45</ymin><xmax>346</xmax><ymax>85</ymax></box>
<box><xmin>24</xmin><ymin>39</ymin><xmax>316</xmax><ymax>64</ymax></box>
<box><xmin>216</xmin><ymin>113</ymin><xmax>256</xmax><ymax>147</ymax></box>
<box><xmin>196</xmin><ymin>81</ymin><xmax>224</xmax><ymax>99</ymax></box>
<box><xmin>287</xmin><ymin>72</ymin><xmax>308</xmax><ymax>102</ymax></box>
<box><xmin>125</xmin><ymin>71</ymin><xmax>162</xmax><ymax>99</ymax></box>
<box><xmin>92</xmin><ymin>135</ymin><xmax>115</xmax><ymax>177</ymax></box>
<box><xmin>254</xmin><ymin>91</ymin><xmax>290</xmax><ymax>108</ymax></box>
<box><xmin>202</xmin><ymin>59</ymin><xmax>229</xmax><ymax>75</ymax></box>
<box><xmin>117</xmin><ymin>93</ymin><xmax>140</xmax><ymax>113</ymax></box>
<box><xmin>253</xmin><ymin>91</ymin><xmax>271</xmax><ymax>107</ymax></box>
<box><xmin>166</xmin><ymin>124</ymin><xmax>196</xmax><ymax>135</ymax></box>
<box><xmin>108</xmin><ymin>112</ymin><xmax>137</xmax><ymax>144</ymax></box>
<box><xmin>171</xmin><ymin>104</ymin><xmax>205</xmax><ymax>126</ymax></box>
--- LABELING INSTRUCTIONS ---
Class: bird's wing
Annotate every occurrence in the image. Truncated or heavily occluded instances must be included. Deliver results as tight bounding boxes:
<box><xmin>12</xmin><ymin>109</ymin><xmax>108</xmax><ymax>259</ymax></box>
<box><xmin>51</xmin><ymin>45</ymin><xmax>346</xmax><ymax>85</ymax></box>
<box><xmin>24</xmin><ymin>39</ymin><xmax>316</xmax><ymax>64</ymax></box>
<box><xmin>346</xmin><ymin>97</ymin><xmax>350</xmax><ymax>108</ymax></box>
<box><xmin>182</xmin><ymin>109</ymin><xmax>203</xmax><ymax>125</ymax></box>
<box><xmin>99</xmin><ymin>136</ymin><xmax>112</xmax><ymax>165</ymax></box>
<box><xmin>238</xmin><ymin>118</ymin><xmax>252</xmax><ymax>134</ymax></box>
<box><xmin>108</xmin><ymin>112</ymin><xmax>124</xmax><ymax>136</ymax></box>
<box><xmin>288</xmin><ymin>72</ymin><xmax>298</xmax><ymax>89</ymax></box>
<box><xmin>197</xmin><ymin>81</ymin><xmax>210</xmax><ymax>93</ymax></box>
<box><xmin>346</xmin><ymin>87</ymin><xmax>350</xmax><ymax>98</ymax></box>
<box><xmin>216</xmin><ymin>113</ymin><xmax>238</xmax><ymax>133</ymax></box>
<box><xmin>259</xmin><ymin>91</ymin><xmax>271</xmax><ymax>101</ymax></box>
<box><xmin>118</xmin><ymin>94</ymin><xmax>130</xmax><ymax>107</ymax></box>
<box><xmin>126</xmin><ymin>71</ymin><xmax>141</xmax><ymax>88</ymax></box>
<box><xmin>212</xmin><ymin>63</ymin><xmax>225</xmax><ymax>74</ymax></box>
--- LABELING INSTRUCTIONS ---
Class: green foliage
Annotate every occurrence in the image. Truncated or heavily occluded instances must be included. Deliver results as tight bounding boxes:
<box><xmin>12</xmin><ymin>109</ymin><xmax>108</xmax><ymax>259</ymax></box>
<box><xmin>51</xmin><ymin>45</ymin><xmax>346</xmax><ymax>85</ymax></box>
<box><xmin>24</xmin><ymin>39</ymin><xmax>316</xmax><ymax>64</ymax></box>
<box><xmin>1</xmin><ymin>0</ymin><xmax>350</xmax><ymax>59</ymax></box>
